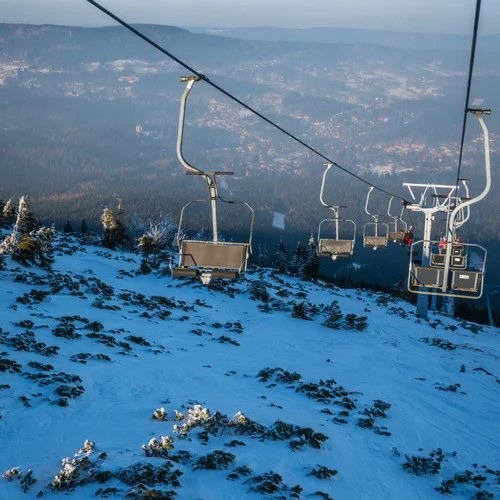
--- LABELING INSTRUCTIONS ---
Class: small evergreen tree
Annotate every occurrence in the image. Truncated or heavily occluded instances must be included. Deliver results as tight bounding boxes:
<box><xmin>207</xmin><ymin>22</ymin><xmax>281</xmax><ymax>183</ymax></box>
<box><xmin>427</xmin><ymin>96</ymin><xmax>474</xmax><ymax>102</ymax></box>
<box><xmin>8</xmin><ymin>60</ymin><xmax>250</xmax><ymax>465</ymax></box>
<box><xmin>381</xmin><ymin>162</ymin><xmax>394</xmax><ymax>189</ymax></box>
<box><xmin>101</xmin><ymin>207</ymin><xmax>115</xmax><ymax>248</ymax></box>
<box><xmin>289</xmin><ymin>241</ymin><xmax>307</xmax><ymax>276</ymax></box>
<box><xmin>0</xmin><ymin>198</ymin><xmax>55</xmax><ymax>268</ymax></box>
<box><xmin>323</xmin><ymin>301</ymin><xmax>343</xmax><ymax>329</ymax></box>
<box><xmin>292</xmin><ymin>301</ymin><xmax>311</xmax><ymax>320</ymax></box>
<box><xmin>15</xmin><ymin>197</ymin><xmax>38</xmax><ymax>234</ymax></box>
<box><xmin>273</xmin><ymin>238</ymin><xmax>288</xmax><ymax>274</ymax></box>
<box><xmin>302</xmin><ymin>237</ymin><xmax>321</xmax><ymax>280</ymax></box>
<box><xmin>15</xmin><ymin>226</ymin><xmax>56</xmax><ymax>268</ymax></box>
<box><xmin>112</xmin><ymin>200</ymin><xmax>127</xmax><ymax>245</ymax></box>
<box><xmin>116</xmin><ymin>199</ymin><xmax>124</xmax><ymax>222</ymax></box>
<box><xmin>80</xmin><ymin>219</ymin><xmax>88</xmax><ymax>234</ymax></box>
<box><xmin>63</xmin><ymin>220</ymin><xmax>74</xmax><ymax>233</ymax></box>
<box><xmin>256</xmin><ymin>243</ymin><xmax>268</xmax><ymax>268</ymax></box>
<box><xmin>2</xmin><ymin>198</ymin><xmax>17</xmax><ymax>228</ymax></box>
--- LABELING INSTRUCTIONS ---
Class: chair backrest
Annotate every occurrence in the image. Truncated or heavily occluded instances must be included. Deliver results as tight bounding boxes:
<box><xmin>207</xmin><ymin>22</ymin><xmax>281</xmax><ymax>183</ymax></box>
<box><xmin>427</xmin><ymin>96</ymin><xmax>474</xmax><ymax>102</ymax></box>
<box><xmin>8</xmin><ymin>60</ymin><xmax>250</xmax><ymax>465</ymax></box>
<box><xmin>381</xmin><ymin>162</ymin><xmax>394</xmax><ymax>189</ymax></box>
<box><xmin>319</xmin><ymin>239</ymin><xmax>353</xmax><ymax>255</ymax></box>
<box><xmin>180</xmin><ymin>240</ymin><xmax>248</xmax><ymax>270</ymax></box>
<box><xmin>451</xmin><ymin>270</ymin><xmax>481</xmax><ymax>292</ymax></box>
<box><xmin>388</xmin><ymin>232</ymin><xmax>404</xmax><ymax>241</ymax></box>
<box><xmin>412</xmin><ymin>266</ymin><xmax>443</xmax><ymax>288</ymax></box>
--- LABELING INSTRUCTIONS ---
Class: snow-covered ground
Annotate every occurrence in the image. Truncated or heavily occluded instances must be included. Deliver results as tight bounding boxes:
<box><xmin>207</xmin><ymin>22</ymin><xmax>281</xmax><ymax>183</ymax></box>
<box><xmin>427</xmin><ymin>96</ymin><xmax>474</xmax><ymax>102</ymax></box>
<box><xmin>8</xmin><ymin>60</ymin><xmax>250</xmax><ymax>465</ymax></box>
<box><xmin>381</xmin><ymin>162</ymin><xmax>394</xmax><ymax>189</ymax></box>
<box><xmin>0</xmin><ymin>236</ymin><xmax>499</xmax><ymax>499</ymax></box>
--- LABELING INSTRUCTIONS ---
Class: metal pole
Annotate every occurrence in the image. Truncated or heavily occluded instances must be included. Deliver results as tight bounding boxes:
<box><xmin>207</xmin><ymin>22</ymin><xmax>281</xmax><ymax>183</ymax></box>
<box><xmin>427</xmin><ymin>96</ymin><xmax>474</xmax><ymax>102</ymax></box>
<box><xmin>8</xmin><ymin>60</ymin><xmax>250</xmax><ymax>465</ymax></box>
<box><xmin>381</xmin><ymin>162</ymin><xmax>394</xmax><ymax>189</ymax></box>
<box><xmin>431</xmin><ymin>293</ymin><xmax>437</xmax><ymax>311</ymax></box>
<box><xmin>486</xmin><ymin>288</ymin><xmax>494</xmax><ymax>326</ymax></box>
<box><xmin>416</xmin><ymin>212</ymin><xmax>433</xmax><ymax>319</ymax></box>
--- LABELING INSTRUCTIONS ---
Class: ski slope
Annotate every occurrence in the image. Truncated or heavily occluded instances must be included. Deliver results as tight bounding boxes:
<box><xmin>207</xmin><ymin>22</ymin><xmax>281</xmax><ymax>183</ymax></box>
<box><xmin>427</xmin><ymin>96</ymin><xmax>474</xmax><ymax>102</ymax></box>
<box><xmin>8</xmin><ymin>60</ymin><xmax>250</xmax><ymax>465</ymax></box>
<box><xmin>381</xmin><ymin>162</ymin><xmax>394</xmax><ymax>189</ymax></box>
<box><xmin>0</xmin><ymin>236</ymin><xmax>499</xmax><ymax>499</ymax></box>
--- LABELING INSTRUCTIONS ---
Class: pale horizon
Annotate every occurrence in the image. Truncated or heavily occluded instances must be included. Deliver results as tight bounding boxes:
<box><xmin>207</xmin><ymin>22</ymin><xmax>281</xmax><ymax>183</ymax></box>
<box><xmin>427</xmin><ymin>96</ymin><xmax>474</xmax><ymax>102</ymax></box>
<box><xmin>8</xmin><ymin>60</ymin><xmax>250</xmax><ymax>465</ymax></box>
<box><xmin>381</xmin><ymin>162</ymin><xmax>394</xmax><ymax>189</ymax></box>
<box><xmin>1</xmin><ymin>0</ymin><xmax>500</xmax><ymax>35</ymax></box>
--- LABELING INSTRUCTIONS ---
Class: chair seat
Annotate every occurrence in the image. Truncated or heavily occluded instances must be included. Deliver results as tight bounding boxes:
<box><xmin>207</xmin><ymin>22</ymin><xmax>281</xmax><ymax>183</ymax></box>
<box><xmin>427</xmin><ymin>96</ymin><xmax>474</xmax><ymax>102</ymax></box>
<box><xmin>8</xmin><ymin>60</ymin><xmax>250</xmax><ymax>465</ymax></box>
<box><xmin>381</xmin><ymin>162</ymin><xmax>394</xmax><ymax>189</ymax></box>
<box><xmin>388</xmin><ymin>232</ymin><xmax>404</xmax><ymax>241</ymax></box>
<box><xmin>364</xmin><ymin>236</ymin><xmax>388</xmax><ymax>248</ymax></box>
<box><xmin>179</xmin><ymin>240</ymin><xmax>248</xmax><ymax>270</ymax></box>
<box><xmin>411</xmin><ymin>266</ymin><xmax>443</xmax><ymax>288</ymax></box>
<box><xmin>319</xmin><ymin>239</ymin><xmax>353</xmax><ymax>256</ymax></box>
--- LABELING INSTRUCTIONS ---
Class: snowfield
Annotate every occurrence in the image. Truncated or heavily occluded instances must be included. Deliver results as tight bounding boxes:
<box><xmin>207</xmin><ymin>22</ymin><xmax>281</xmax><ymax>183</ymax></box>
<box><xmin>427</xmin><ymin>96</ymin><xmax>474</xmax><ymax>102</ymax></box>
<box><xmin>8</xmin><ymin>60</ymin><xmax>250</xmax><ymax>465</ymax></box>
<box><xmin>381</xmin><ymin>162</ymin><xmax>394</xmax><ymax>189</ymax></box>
<box><xmin>0</xmin><ymin>236</ymin><xmax>499</xmax><ymax>499</ymax></box>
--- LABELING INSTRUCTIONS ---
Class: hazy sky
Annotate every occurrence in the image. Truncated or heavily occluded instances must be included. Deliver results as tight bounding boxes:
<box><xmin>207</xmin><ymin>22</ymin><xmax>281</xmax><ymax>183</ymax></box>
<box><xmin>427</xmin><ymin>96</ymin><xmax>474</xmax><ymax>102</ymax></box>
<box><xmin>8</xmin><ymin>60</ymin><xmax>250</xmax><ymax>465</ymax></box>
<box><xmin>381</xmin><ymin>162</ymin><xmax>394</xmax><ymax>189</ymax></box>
<box><xmin>1</xmin><ymin>0</ymin><xmax>499</xmax><ymax>34</ymax></box>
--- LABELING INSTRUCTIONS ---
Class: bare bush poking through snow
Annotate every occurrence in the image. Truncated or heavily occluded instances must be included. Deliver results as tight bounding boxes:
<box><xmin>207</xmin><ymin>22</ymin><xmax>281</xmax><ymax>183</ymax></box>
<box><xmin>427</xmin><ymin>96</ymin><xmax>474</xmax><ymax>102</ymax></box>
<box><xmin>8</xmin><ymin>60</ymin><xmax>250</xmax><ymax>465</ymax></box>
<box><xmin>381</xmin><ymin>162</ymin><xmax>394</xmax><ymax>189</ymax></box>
<box><xmin>20</xmin><ymin>469</ymin><xmax>36</xmax><ymax>493</ymax></box>
<box><xmin>402</xmin><ymin>448</ymin><xmax>446</xmax><ymax>476</ymax></box>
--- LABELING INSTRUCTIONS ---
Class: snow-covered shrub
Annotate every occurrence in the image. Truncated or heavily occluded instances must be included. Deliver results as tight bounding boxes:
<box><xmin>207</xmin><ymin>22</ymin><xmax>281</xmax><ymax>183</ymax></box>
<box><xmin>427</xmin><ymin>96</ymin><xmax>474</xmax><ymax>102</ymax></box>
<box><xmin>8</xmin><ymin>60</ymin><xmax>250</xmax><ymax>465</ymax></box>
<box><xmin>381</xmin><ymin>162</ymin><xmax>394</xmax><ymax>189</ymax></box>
<box><xmin>124</xmin><ymin>485</ymin><xmax>177</xmax><ymax>499</ymax></box>
<box><xmin>112</xmin><ymin>462</ymin><xmax>183</xmax><ymax>499</ymax></box>
<box><xmin>194</xmin><ymin>450</ymin><xmax>235</xmax><ymax>471</ymax></box>
<box><xmin>0</xmin><ymin>197</ymin><xmax>55</xmax><ymax>268</ymax></box>
<box><xmin>249</xmin><ymin>281</ymin><xmax>271</xmax><ymax>303</ymax></box>
<box><xmin>142</xmin><ymin>436</ymin><xmax>174</xmax><ymax>458</ymax></box>
<box><xmin>2</xmin><ymin>467</ymin><xmax>22</xmax><ymax>482</ymax></box>
<box><xmin>50</xmin><ymin>440</ymin><xmax>105</xmax><ymax>492</ymax></box>
<box><xmin>153</xmin><ymin>407</ymin><xmax>168</xmax><ymax>421</ymax></box>
<box><xmin>323</xmin><ymin>301</ymin><xmax>343</xmax><ymax>329</ymax></box>
<box><xmin>322</xmin><ymin>301</ymin><xmax>368</xmax><ymax>331</ymax></box>
<box><xmin>130</xmin><ymin>213</ymin><xmax>180</xmax><ymax>271</ymax></box>
<box><xmin>244</xmin><ymin>471</ymin><xmax>302</xmax><ymax>497</ymax></box>
<box><xmin>343</xmin><ymin>313</ymin><xmax>368</xmax><ymax>331</ymax></box>
<box><xmin>292</xmin><ymin>301</ymin><xmax>311</xmax><ymax>320</ymax></box>
<box><xmin>402</xmin><ymin>449</ymin><xmax>445</xmax><ymax>476</ymax></box>
<box><xmin>307</xmin><ymin>466</ymin><xmax>338</xmax><ymax>480</ymax></box>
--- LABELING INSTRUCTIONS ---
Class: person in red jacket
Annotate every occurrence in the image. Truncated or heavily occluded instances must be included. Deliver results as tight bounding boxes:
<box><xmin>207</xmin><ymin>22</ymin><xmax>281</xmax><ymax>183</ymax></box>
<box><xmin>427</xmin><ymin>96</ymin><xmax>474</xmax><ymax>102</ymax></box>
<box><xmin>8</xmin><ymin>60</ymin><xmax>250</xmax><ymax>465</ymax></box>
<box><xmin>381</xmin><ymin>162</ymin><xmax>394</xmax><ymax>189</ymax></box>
<box><xmin>404</xmin><ymin>227</ymin><xmax>414</xmax><ymax>247</ymax></box>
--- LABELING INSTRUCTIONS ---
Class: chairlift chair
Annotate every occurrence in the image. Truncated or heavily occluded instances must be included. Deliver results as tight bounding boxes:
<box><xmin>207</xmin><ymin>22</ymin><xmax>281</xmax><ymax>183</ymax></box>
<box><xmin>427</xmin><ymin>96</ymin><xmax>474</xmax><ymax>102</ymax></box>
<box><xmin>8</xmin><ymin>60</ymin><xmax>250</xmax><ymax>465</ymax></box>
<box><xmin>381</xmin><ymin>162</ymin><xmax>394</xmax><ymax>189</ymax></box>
<box><xmin>316</xmin><ymin>164</ymin><xmax>356</xmax><ymax>259</ymax></box>
<box><xmin>409</xmin><ymin>239</ymin><xmax>486</xmax><ymax>297</ymax></box>
<box><xmin>171</xmin><ymin>76</ymin><xmax>255</xmax><ymax>285</ymax></box>
<box><xmin>407</xmin><ymin>109</ymin><xmax>491</xmax><ymax>300</ymax></box>
<box><xmin>387</xmin><ymin>196</ymin><xmax>408</xmax><ymax>243</ymax></box>
<box><xmin>363</xmin><ymin>187</ymin><xmax>389</xmax><ymax>249</ymax></box>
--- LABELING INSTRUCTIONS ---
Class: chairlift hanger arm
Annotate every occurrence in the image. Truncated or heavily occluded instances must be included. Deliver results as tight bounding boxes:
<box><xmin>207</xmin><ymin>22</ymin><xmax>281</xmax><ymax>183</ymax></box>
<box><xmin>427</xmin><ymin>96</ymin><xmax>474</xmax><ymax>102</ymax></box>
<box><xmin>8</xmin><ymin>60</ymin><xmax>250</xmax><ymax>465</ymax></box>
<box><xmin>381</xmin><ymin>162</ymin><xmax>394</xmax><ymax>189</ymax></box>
<box><xmin>186</xmin><ymin>171</ymin><xmax>234</xmax><ymax>176</ymax></box>
<box><xmin>442</xmin><ymin>111</ymin><xmax>491</xmax><ymax>292</ymax></box>
<box><xmin>177</xmin><ymin>77</ymin><xmax>204</xmax><ymax>176</ymax></box>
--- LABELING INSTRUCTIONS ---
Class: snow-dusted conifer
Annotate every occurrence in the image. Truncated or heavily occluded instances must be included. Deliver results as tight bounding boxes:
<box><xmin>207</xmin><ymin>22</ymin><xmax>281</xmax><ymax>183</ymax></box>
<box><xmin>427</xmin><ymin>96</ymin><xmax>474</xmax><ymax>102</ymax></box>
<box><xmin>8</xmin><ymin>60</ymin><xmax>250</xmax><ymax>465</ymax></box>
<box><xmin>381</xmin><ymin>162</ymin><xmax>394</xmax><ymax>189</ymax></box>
<box><xmin>101</xmin><ymin>207</ymin><xmax>115</xmax><ymax>248</ymax></box>
<box><xmin>2</xmin><ymin>198</ymin><xmax>16</xmax><ymax>228</ymax></box>
<box><xmin>0</xmin><ymin>196</ymin><xmax>46</xmax><ymax>264</ymax></box>
<box><xmin>14</xmin><ymin>196</ymin><xmax>37</xmax><ymax>235</ymax></box>
<box><xmin>274</xmin><ymin>238</ymin><xmax>288</xmax><ymax>274</ymax></box>
<box><xmin>302</xmin><ymin>238</ymin><xmax>320</xmax><ymax>279</ymax></box>
<box><xmin>101</xmin><ymin>202</ymin><xmax>127</xmax><ymax>248</ymax></box>
<box><xmin>289</xmin><ymin>241</ymin><xmax>307</xmax><ymax>276</ymax></box>
<box><xmin>256</xmin><ymin>243</ymin><xmax>268</xmax><ymax>267</ymax></box>
<box><xmin>323</xmin><ymin>301</ymin><xmax>343</xmax><ymax>329</ymax></box>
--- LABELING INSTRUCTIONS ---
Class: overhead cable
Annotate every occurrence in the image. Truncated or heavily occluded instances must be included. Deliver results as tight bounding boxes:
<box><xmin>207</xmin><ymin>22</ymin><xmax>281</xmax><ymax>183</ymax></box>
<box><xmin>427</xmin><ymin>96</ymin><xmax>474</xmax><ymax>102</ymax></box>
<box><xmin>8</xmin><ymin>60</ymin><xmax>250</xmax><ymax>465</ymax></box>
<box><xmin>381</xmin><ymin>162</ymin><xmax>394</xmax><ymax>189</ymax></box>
<box><xmin>455</xmin><ymin>0</ymin><xmax>483</xmax><ymax>189</ymax></box>
<box><xmin>85</xmin><ymin>0</ymin><xmax>408</xmax><ymax>202</ymax></box>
